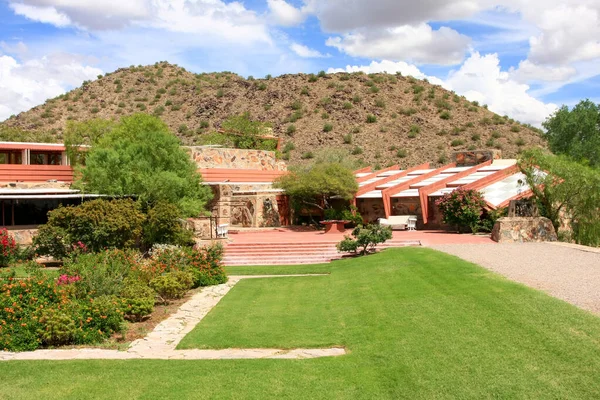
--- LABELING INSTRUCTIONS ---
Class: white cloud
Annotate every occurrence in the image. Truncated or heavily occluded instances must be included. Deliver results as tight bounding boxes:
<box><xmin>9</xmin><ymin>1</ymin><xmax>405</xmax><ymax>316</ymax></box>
<box><xmin>10</xmin><ymin>3</ymin><xmax>70</xmax><ymax>27</ymax></box>
<box><xmin>10</xmin><ymin>0</ymin><xmax>150</xmax><ymax>29</ymax></box>
<box><xmin>290</xmin><ymin>43</ymin><xmax>329</xmax><ymax>58</ymax></box>
<box><xmin>314</xmin><ymin>0</ymin><xmax>482</xmax><ymax>32</ymax></box>
<box><xmin>267</xmin><ymin>0</ymin><xmax>307</xmax><ymax>27</ymax></box>
<box><xmin>327</xmin><ymin>59</ymin><xmax>444</xmax><ymax>86</ymax></box>
<box><xmin>0</xmin><ymin>53</ymin><xmax>102</xmax><ymax>121</ymax></box>
<box><xmin>9</xmin><ymin>0</ymin><xmax>271</xmax><ymax>45</ymax></box>
<box><xmin>326</xmin><ymin>24</ymin><xmax>471</xmax><ymax>65</ymax></box>
<box><xmin>527</xmin><ymin>4</ymin><xmax>600</xmax><ymax>65</ymax></box>
<box><xmin>510</xmin><ymin>60</ymin><xmax>577</xmax><ymax>83</ymax></box>
<box><xmin>445</xmin><ymin>52</ymin><xmax>557</xmax><ymax>126</ymax></box>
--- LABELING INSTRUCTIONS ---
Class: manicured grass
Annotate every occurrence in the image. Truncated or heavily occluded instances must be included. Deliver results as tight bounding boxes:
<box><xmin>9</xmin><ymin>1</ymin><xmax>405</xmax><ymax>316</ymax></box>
<box><xmin>0</xmin><ymin>265</ymin><xmax>59</xmax><ymax>279</ymax></box>
<box><xmin>2</xmin><ymin>248</ymin><xmax>600</xmax><ymax>399</ymax></box>
<box><xmin>225</xmin><ymin>264</ymin><xmax>331</xmax><ymax>275</ymax></box>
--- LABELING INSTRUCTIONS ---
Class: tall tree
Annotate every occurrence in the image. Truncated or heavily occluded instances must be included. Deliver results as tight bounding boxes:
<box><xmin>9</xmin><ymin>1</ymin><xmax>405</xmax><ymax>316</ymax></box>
<box><xmin>275</xmin><ymin>162</ymin><xmax>358</xmax><ymax>211</ymax></box>
<box><xmin>76</xmin><ymin>114</ymin><xmax>212</xmax><ymax>217</ymax></box>
<box><xmin>543</xmin><ymin>99</ymin><xmax>600</xmax><ymax>168</ymax></box>
<box><xmin>519</xmin><ymin>149</ymin><xmax>600</xmax><ymax>246</ymax></box>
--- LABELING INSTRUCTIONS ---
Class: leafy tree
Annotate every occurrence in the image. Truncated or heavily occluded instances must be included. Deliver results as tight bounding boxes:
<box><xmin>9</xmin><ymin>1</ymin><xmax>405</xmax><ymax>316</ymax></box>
<box><xmin>75</xmin><ymin>114</ymin><xmax>212</xmax><ymax>216</ymax></box>
<box><xmin>519</xmin><ymin>149</ymin><xmax>600</xmax><ymax>246</ymax></box>
<box><xmin>275</xmin><ymin>162</ymin><xmax>358</xmax><ymax>212</ymax></box>
<box><xmin>221</xmin><ymin>112</ymin><xmax>273</xmax><ymax>150</ymax></box>
<box><xmin>64</xmin><ymin>119</ymin><xmax>116</xmax><ymax>167</ymax></box>
<box><xmin>543</xmin><ymin>100</ymin><xmax>600</xmax><ymax>168</ymax></box>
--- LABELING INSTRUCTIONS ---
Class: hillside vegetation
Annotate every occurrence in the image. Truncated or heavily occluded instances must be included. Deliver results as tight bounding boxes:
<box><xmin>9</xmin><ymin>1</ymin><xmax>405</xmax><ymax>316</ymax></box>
<box><xmin>0</xmin><ymin>62</ymin><xmax>547</xmax><ymax>167</ymax></box>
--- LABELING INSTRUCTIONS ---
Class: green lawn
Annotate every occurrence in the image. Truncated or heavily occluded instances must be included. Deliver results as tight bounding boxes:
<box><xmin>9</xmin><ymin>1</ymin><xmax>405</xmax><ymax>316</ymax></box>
<box><xmin>225</xmin><ymin>264</ymin><xmax>332</xmax><ymax>275</ymax></box>
<box><xmin>2</xmin><ymin>248</ymin><xmax>600</xmax><ymax>399</ymax></box>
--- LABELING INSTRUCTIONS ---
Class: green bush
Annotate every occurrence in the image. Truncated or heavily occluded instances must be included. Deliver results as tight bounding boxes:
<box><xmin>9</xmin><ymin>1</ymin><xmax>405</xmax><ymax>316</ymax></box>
<box><xmin>337</xmin><ymin>224</ymin><xmax>392</xmax><ymax>255</ymax></box>
<box><xmin>366</xmin><ymin>115</ymin><xmax>377</xmax><ymax>123</ymax></box>
<box><xmin>150</xmin><ymin>271</ymin><xmax>194</xmax><ymax>302</ymax></box>
<box><xmin>33</xmin><ymin>199</ymin><xmax>146</xmax><ymax>257</ymax></box>
<box><xmin>120</xmin><ymin>281</ymin><xmax>156</xmax><ymax>321</ymax></box>
<box><xmin>143</xmin><ymin>201</ymin><xmax>193</xmax><ymax>249</ymax></box>
<box><xmin>323</xmin><ymin>123</ymin><xmax>333</xmax><ymax>132</ymax></box>
<box><xmin>38</xmin><ymin>309</ymin><xmax>78</xmax><ymax>346</ymax></box>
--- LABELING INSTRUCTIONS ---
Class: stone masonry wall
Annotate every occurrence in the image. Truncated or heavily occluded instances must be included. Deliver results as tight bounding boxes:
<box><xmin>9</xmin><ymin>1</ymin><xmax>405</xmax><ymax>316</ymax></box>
<box><xmin>186</xmin><ymin>147</ymin><xmax>287</xmax><ymax>171</ymax></box>
<box><xmin>453</xmin><ymin>149</ymin><xmax>502</xmax><ymax>166</ymax></box>
<box><xmin>491</xmin><ymin>217</ymin><xmax>558</xmax><ymax>243</ymax></box>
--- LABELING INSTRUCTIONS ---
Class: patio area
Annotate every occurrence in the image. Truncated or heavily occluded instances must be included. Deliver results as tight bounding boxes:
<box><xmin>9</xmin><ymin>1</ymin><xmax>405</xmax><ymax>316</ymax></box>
<box><xmin>227</xmin><ymin>227</ymin><xmax>494</xmax><ymax>246</ymax></box>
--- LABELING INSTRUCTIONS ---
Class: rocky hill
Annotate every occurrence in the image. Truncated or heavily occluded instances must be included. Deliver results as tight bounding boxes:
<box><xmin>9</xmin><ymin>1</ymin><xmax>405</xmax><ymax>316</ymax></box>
<box><xmin>0</xmin><ymin>62</ymin><xmax>547</xmax><ymax>167</ymax></box>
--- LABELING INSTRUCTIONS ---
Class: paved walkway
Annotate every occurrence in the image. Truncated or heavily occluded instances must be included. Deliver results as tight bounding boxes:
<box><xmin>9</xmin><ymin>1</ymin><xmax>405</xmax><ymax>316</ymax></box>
<box><xmin>1</xmin><ymin>274</ymin><xmax>345</xmax><ymax>361</ymax></box>
<box><xmin>228</xmin><ymin>228</ymin><xmax>493</xmax><ymax>246</ymax></box>
<box><xmin>431</xmin><ymin>243</ymin><xmax>600</xmax><ymax>315</ymax></box>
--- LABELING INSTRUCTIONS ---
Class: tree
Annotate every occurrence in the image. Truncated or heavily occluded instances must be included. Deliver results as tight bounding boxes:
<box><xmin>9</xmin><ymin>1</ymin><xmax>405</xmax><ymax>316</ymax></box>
<box><xmin>221</xmin><ymin>113</ymin><xmax>273</xmax><ymax>150</ymax></box>
<box><xmin>275</xmin><ymin>162</ymin><xmax>358</xmax><ymax>212</ymax></box>
<box><xmin>75</xmin><ymin>114</ymin><xmax>212</xmax><ymax>217</ymax></box>
<box><xmin>519</xmin><ymin>149</ymin><xmax>600</xmax><ymax>246</ymax></box>
<box><xmin>543</xmin><ymin>100</ymin><xmax>600</xmax><ymax>168</ymax></box>
<box><xmin>64</xmin><ymin>119</ymin><xmax>116</xmax><ymax>167</ymax></box>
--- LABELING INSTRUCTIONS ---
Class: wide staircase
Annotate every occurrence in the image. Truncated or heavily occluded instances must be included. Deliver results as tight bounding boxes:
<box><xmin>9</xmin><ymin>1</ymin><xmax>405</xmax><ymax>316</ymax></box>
<box><xmin>223</xmin><ymin>239</ymin><xmax>421</xmax><ymax>266</ymax></box>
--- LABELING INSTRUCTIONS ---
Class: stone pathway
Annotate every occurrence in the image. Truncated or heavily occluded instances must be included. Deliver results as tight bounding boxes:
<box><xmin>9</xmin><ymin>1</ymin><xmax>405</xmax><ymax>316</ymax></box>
<box><xmin>0</xmin><ymin>274</ymin><xmax>345</xmax><ymax>361</ymax></box>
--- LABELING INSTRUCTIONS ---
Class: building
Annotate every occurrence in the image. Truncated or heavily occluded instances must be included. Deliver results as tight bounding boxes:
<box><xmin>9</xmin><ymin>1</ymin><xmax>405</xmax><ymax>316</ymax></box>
<box><xmin>353</xmin><ymin>150</ymin><xmax>532</xmax><ymax>229</ymax></box>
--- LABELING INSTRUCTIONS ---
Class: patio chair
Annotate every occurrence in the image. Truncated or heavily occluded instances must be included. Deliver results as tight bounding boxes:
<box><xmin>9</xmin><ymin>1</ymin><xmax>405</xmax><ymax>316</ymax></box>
<box><xmin>216</xmin><ymin>223</ymin><xmax>229</xmax><ymax>238</ymax></box>
<box><xmin>407</xmin><ymin>216</ymin><xmax>417</xmax><ymax>231</ymax></box>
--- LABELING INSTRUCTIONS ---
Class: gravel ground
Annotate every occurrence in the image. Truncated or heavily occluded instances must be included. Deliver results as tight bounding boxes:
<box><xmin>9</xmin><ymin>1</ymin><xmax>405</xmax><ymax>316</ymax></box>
<box><xmin>430</xmin><ymin>243</ymin><xmax>600</xmax><ymax>316</ymax></box>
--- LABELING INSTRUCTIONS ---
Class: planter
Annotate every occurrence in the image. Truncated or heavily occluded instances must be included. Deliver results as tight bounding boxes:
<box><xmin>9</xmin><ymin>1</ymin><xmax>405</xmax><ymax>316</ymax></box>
<box><xmin>319</xmin><ymin>220</ymin><xmax>350</xmax><ymax>234</ymax></box>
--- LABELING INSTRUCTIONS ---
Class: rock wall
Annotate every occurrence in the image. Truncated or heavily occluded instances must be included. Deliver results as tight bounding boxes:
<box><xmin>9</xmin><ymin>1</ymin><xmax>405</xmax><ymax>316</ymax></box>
<box><xmin>491</xmin><ymin>217</ymin><xmax>558</xmax><ymax>243</ymax></box>
<box><xmin>187</xmin><ymin>147</ymin><xmax>287</xmax><ymax>171</ymax></box>
<box><xmin>453</xmin><ymin>149</ymin><xmax>502</xmax><ymax>166</ymax></box>
<box><xmin>7</xmin><ymin>228</ymin><xmax>37</xmax><ymax>246</ymax></box>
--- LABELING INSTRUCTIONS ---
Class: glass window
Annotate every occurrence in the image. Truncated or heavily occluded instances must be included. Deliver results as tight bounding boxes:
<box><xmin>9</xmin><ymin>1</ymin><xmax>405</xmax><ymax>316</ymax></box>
<box><xmin>0</xmin><ymin>153</ymin><xmax>6</xmax><ymax>164</ymax></box>
<box><xmin>31</xmin><ymin>152</ymin><xmax>46</xmax><ymax>165</ymax></box>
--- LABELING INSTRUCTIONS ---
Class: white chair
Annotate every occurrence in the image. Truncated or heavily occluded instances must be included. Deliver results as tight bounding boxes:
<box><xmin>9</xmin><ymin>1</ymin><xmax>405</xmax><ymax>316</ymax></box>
<box><xmin>407</xmin><ymin>216</ymin><xmax>417</xmax><ymax>231</ymax></box>
<box><xmin>216</xmin><ymin>223</ymin><xmax>229</xmax><ymax>238</ymax></box>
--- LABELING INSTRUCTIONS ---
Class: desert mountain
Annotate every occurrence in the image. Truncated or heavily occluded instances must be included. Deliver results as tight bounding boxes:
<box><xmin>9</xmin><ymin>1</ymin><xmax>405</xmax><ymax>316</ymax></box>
<box><xmin>0</xmin><ymin>62</ymin><xmax>547</xmax><ymax>168</ymax></box>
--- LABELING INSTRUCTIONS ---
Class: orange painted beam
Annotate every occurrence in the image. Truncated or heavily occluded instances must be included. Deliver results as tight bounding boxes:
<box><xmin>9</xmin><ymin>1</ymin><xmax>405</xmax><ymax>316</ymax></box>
<box><xmin>418</xmin><ymin>160</ymin><xmax>492</xmax><ymax>224</ymax></box>
<box><xmin>356</xmin><ymin>164</ymin><xmax>400</xmax><ymax>184</ymax></box>
<box><xmin>355</xmin><ymin>162</ymin><xmax>430</xmax><ymax>197</ymax></box>
<box><xmin>353</xmin><ymin>166</ymin><xmax>372</xmax><ymax>175</ymax></box>
<box><xmin>381</xmin><ymin>163</ymin><xmax>457</xmax><ymax>218</ymax></box>
<box><xmin>495</xmin><ymin>189</ymin><xmax>533</xmax><ymax>210</ymax></box>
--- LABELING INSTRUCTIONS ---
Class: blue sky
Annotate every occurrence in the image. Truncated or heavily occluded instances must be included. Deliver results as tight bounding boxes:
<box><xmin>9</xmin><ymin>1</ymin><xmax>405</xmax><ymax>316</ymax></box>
<box><xmin>1</xmin><ymin>0</ymin><xmax>599</xmax><ymax>126</ymax></box>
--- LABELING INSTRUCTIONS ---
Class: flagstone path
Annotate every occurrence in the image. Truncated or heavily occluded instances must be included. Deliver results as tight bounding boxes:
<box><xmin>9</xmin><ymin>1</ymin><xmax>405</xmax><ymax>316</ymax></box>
<box><xmin>0</xmin><ymin>274</ymin><xmax>345</xmax><ymax>361</ymax></box>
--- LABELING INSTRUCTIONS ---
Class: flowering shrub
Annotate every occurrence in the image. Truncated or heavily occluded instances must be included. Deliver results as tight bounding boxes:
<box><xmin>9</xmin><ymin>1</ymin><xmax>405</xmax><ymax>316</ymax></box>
<box><xmin>141</xmin><ymin>243</ymin><xmax>227</xmax><ymax>288</ymax></box>
<box><xmin>0</xmin><ymin>229</ymin><xmax>17</xmax><ymax>267</ymax></box>
<box><xmin>1</xmin><ymin>241</ymin><xmax>225</xmax><ymax>352</ymax></box>
<box><xmin>0</xmin><ymin>275</ymin><xmax>124</xmax><ymax>352</ymax></box>
<box><xmin>435</xmin><ymin>188</ymin><xmax>486</xmax><ymax>233</ymax></box>
<box><xmin>57</xmin><ymin>274</ymin><xmax>81</xmax><ymax>286</ymax></box>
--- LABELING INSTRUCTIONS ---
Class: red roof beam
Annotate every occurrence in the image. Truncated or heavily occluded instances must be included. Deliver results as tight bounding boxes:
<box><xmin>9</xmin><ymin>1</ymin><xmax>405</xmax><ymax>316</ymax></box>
<box><xmin>418</xmin><ymin>160</ymin><xmax>492</xmax><ymax>224</ymax></box>
<box><xmin>353</xmin><ymin>166</ymin><xmax>372</xmax><ymax>175</ymax></box>
<box><xmin>356</xmin><ymin>162</ymin><xmax>430</xmax><ymax>198</ymax></box>
<box><xmin>380</xmin><ymin>163</ymin><xmax>457</xmax><ymax>218</ymax></box>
